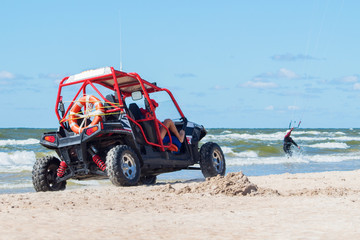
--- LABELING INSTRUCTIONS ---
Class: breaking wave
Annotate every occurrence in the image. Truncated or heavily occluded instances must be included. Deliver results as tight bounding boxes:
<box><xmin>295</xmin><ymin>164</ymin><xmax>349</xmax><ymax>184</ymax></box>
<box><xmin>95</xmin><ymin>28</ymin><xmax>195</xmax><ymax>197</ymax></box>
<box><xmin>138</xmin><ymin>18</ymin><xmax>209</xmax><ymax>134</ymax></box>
<box><xmin>0</xmin><ymin>138</ymin><xmax>39</xmax><ymax>147</ymax></box>
<box><xmin>0</xmin><ymin>151</ymin><xmax>36</xmax><ymax>172</ymax></box>
<box><xmin>306</xmin><ymin>142</ymin><xmax>349</xmax><ymax>149</ymax></box>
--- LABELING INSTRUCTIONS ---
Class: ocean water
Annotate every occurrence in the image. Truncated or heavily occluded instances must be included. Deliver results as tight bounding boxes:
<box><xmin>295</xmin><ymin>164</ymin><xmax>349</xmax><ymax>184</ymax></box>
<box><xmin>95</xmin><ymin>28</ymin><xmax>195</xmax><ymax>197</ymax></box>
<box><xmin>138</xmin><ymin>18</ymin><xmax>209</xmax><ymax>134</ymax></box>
<box><xmin>1</xmin><ymin>128</ymin><xmax>360</xmax><ymax>194</ymax></box>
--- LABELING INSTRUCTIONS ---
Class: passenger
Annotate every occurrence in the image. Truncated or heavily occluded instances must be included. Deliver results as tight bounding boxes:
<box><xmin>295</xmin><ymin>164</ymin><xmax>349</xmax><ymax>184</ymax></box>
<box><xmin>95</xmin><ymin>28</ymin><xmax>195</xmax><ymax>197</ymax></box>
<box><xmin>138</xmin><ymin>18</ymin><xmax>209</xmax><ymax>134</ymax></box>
<box><xmin>141</xmin><ymin>99</ymin><xmax>185</xmax><ymax>143</ymax></box>
<box><xmin>283</xmin><ymin>127</ymin><xmax>300</xmax><ymax>156</ymax></box>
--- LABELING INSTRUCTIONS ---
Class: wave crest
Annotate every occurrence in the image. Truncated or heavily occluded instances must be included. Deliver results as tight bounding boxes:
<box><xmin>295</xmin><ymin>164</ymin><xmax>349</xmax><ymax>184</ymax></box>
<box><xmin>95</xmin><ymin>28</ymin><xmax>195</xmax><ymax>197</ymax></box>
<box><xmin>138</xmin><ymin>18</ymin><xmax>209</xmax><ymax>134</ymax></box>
<box><xmin>307</xmin><ymin>142</ymin><xmax>349</xmax><ymax>149</ymax></box>
<box><xmin>0</xmin><ymin>151</ymin><xmax>36</xmax><ymax>172</ymax></box>
<box><xmin>0</xmin><ymin>138</ymin><xmax>39</xmax><ymax>147</ymax></box>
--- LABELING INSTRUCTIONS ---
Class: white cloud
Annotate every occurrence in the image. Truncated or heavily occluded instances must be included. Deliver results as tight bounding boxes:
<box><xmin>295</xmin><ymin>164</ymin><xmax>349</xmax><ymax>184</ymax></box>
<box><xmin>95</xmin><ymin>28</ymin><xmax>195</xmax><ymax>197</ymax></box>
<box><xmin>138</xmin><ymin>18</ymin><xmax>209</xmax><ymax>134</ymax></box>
<box><xmin>288</xmin><ymin>105</ymin><xmax>299</xmax><ymax>110</ymax></box>
<box><xmin>341</xmin><ymin>75</ymin><xmax>358</xmax><ymax>83</ymax></box>
<box><xmin>242</xmin><ymin>81</ymin><xmax>277</xmax><ymax>89</ymax></box>
<box><xmin>256</xmin><ymin>68</ymin><xmax>300</xmax><ymax>80</ymax></box>
<box><xmin>353</xmin><ymin>83</ymin><xmax>360</xmax><ymax>90</ymax></box>
<box><xmin>265</xmin><ymin>105</ymin><xmax>274</xmax><ymax>110</ymax></box>
<box><xmin>278</xmin><ymin>68</ymin><xmax>299</xmax><ymax>79</ymax></box>
<box><xmin>0</xmin><ymin>71</ymin><xmax>15</xmax><ymax>79</ymax></box>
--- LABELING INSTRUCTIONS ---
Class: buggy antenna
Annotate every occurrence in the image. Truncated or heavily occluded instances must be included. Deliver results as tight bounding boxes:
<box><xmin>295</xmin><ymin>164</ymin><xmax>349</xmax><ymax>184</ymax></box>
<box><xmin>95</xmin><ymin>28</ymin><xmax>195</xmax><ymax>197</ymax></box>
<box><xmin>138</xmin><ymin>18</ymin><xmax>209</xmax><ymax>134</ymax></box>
<box><xmin>119</xmin><ymin>11</ymin><xmax>123</xmax><ymax>71</ymax></box>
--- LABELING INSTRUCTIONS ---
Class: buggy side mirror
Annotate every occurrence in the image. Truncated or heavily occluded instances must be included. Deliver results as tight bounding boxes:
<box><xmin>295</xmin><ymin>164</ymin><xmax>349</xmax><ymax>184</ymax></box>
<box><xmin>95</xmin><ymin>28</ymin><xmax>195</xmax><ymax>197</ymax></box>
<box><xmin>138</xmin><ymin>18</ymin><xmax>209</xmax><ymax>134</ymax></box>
<box><xmin>131</xmin><ymin>91</ymin><xmax>143</xmax><ymax>101</ymax></box>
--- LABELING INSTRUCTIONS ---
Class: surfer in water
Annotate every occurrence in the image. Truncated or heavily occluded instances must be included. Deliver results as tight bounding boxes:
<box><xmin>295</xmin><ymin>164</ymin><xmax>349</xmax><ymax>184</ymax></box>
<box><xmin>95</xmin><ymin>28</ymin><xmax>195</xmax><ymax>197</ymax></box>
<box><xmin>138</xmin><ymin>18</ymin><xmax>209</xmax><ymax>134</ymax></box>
<box><xmin>283</xmin><ymin>127</ymin><xmax>300</xmax><ymax>156</ymax></box>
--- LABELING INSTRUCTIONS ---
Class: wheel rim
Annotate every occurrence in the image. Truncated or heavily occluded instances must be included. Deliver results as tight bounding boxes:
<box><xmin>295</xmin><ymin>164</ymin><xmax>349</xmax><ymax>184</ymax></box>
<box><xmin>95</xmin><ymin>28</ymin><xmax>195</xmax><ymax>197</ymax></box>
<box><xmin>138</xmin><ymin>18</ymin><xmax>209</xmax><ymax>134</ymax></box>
<box><xmin>47</xmin><ymin>164</ymin><xmax>59</xmax><ymax>189</ymax></box>
<box><xmin>121</xmin><ymin>153</ymin><xmax>137</xmax><ymax>180</ymax></box>
<box><xmin>212</xmin><ymin>149</ymin><xmax>224</xmax><ymax>173</ymax></box>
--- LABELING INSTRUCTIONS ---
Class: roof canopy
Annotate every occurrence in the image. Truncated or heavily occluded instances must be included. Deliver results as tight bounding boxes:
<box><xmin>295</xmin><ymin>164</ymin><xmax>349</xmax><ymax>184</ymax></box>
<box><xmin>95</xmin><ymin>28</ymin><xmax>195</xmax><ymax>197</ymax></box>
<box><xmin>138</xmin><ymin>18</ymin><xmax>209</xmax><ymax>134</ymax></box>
<box><xmin>62</xmin><ymin>67</ymin><xmax>158</xmax><ymax>94</ymax></box>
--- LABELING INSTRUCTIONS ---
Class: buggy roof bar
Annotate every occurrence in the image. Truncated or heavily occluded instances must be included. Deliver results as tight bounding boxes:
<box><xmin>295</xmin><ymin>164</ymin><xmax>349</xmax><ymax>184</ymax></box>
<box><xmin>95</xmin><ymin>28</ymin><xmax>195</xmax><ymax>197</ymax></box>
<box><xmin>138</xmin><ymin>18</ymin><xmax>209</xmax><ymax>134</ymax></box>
<box><xmin>55</xmin><ymin>67</ymin><xmax>185</xmax><ymax>128</ymax></box>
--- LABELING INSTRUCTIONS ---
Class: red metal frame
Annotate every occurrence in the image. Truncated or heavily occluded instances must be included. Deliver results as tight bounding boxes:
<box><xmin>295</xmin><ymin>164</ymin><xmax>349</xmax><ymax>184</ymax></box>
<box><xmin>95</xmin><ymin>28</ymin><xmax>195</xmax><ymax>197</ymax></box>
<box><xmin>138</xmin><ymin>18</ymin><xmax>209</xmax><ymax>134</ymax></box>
<box><xmin>55</xmin><ymin>67</ymin><xmax>185</xmax><ymax>152</ymax></box>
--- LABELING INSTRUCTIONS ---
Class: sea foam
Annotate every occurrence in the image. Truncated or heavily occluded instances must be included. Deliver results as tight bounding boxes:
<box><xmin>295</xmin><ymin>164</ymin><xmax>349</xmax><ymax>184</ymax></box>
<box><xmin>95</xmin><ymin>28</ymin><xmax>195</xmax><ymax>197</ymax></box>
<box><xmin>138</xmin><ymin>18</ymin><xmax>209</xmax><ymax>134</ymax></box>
<box><xmin>0</xmin><ymin>151</ymin><xmax>36</xmax><ymax>172</ymax></box>
<box><xmin>205</xmin><ymin>133</ymin><xmax>360</xmax><ymax>143</ymax></box>
<box><xmin>226</xmin><ymin>155</ymin><xmax>309</xmax><ymax>166</ymax></box>
<box><xmin>204</xmin><ymin>132</ymin><xmax>285</xmax><ymax>142</ymax></box>
<box><xmin>307</xmin><ymin>142</ymin><xmax>350</xmax><ymax>149</ymax></box>
<box><xmin>222</xmin><ymin>146</ymin><xmax>258</xmax><ymax>158</ymax></box>
<box><xmin>0</xmin><ymin>138</ymin><xmax>39</xmax><ymax>146</ymax></box>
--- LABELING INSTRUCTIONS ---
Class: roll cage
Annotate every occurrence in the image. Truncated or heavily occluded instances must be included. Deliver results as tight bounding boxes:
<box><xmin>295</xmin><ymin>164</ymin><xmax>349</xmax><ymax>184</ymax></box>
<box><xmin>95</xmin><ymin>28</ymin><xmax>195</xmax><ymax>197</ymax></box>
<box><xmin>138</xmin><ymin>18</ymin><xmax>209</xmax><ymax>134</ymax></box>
<box><xmin>55</xmin><ymin>67</ymin><xmax>186</xmax><ymax>152</ymax></box>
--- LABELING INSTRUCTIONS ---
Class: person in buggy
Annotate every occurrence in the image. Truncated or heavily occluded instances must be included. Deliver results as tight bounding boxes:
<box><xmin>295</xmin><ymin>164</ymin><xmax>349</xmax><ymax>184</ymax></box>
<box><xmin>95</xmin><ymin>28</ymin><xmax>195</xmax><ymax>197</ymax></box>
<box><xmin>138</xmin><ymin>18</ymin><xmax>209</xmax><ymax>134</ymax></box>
<box><xmin>140</xmin><ymin>99</ymin><xmax>185</xmax><ymax>150</ymax></box>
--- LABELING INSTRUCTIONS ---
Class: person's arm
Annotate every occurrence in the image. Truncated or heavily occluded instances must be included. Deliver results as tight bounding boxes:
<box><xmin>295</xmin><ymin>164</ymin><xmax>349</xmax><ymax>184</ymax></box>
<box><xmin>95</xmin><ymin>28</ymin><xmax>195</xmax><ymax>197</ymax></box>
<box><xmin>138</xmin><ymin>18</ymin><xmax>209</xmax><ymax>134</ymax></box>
<box><xmin>290</xmin><ymin>138</ymin><xmax>298</xmax><ymax>147</ymax></box>
<box><xmin>292</xmin><ymin>139</ymin><xmax>300</xmax><ymax>149</ymax></box>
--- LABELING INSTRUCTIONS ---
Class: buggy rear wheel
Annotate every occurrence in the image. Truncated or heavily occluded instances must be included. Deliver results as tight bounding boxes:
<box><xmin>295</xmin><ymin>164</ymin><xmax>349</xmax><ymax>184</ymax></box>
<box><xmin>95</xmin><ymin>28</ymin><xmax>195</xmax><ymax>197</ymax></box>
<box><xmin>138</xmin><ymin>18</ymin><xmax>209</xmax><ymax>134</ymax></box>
<box><xmin>106</xmin><ymin>145</ymin><xmax>140</xmax><ymax>186</ymax></box>
<box><xmin>199</xmin><ymin>142</ymin><xmax>226</xmax><ymax>178</ymax></box>
<box><xmin>32</xmin><ymin>156</ymin><xmax>67</xmax><ymax>192</ymax></box>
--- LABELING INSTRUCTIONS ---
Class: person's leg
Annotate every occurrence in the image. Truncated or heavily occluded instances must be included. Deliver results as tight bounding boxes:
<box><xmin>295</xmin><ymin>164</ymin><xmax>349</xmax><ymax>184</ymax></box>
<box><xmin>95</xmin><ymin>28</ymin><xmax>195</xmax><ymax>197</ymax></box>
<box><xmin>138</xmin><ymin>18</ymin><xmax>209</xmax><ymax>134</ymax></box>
<box><xmin>283</xmin><ymin>144</ymin><xmax>291</xmax><ymax>155</ymax></box>
<box><xmin>160</xmin><ymin>119</ymin><xmax>185</xmax><ymax>143</ymax></box>
<box><xmin>286</xmin><ymin>146</ymin><xmax>292</xmax><ymax>156</ymax></box>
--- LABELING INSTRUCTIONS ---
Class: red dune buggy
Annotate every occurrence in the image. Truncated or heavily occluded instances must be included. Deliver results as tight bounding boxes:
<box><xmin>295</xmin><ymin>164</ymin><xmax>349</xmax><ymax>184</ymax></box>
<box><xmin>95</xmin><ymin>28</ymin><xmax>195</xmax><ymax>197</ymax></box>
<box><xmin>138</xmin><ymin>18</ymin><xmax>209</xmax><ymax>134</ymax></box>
<box><xmin>32</xmin><ymin>67</ymin><xmax>226</xmax><ymax>191</ymax></box>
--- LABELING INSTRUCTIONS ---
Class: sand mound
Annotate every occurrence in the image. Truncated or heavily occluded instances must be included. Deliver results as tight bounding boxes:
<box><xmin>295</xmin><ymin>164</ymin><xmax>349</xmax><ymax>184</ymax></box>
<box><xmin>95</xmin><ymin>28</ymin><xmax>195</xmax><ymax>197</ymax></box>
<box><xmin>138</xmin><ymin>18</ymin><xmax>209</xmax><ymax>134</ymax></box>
<box><xmin>159</xmin><ymin>172</ymin><xmax>259</xmax><ymax>196</ymax></box>
<box><xmin>157</xmin><ymin>171</ymin><xmax>360</xmax><ymax>197</ymax></box>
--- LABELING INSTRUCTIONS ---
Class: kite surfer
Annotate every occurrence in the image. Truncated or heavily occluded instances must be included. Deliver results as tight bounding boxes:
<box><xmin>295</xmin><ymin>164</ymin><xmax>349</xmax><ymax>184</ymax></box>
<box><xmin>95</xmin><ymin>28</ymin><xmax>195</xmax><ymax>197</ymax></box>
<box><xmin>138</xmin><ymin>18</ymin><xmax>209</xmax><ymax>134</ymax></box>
<box><xmin>283</xmin><ymin>127</ymin><xmax>300</xmax><ymax>156</ymax></box>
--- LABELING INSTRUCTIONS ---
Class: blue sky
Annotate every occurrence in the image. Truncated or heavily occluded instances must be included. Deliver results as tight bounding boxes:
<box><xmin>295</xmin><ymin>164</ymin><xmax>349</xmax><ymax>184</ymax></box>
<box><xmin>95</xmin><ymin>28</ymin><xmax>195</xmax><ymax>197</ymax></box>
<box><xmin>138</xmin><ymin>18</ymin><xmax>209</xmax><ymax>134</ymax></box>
<box><xmin>0</xmin><ymin>0</ymin><xmax>359</xmax><ymax>128</ymax></box>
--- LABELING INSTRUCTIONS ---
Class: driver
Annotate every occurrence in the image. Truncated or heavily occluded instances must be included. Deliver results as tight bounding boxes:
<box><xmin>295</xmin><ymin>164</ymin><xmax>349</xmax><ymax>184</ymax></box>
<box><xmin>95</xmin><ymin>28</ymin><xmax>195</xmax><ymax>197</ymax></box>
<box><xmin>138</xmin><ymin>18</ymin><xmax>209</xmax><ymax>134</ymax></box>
<box><xmin>140</xmin><ymin>99</ymin><xmax>185</xmax><ymax>143</ymax></box>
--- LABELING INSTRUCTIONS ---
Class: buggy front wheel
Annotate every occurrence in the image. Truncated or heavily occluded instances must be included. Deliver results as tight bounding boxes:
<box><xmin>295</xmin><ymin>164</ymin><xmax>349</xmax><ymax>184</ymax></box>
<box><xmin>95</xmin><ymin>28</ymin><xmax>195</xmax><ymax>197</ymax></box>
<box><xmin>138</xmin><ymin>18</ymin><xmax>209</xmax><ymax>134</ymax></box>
<box><xmin>199</xmin><ymin>142</ymin><xmax>226</xmax><ymax>178</ymax></box>
<box><xmin>106</xmin><ymin>145</ymin><xmax>141</xmax><ymax>186</ymax></box>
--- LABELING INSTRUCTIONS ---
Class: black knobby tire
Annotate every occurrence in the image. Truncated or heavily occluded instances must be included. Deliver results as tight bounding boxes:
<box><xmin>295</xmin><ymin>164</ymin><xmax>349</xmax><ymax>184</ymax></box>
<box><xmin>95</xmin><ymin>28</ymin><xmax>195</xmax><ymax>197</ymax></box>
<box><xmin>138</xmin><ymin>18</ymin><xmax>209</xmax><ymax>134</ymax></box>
<box><xmin>199</xmin><ymin>142</ymin><xmax>226</xmax><ymax>178</ymax></box>
<box><xmin>32</xmin><ymin>156</ymin><xmax>67</xmax><ymax>192</ymax></box>
<box><xmin>106</xmin><ymin>145</ymin><xmax>141</xmax><ymax>186</ymax></box>
<box><xmin>139</xmin><ymin>175</ymin><xmax>157</xmax><ymax>185</ymax></box>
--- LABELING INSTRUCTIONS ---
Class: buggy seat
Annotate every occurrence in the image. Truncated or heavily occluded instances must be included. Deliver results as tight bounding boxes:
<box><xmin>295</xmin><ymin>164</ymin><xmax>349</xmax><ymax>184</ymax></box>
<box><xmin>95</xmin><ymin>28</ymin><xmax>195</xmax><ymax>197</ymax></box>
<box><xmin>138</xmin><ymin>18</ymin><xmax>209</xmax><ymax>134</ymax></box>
<box><xmin>128</xmin><ymin>103</ymin><xmax>180</xmax><ymax>152</ymax></box>
<box><xmin>104</xmin><ymin>94</ymin><xmax>121</xmax><ymax>121</ymax></box>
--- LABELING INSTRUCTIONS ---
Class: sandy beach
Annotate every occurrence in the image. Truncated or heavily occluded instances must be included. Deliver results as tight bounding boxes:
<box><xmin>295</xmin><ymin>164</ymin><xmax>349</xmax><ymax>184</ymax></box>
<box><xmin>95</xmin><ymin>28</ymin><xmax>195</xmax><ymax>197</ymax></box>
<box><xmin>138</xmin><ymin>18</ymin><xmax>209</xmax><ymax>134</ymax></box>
<box><xmin>1</xmin><ymin>170</ymin><xmax>360</xmax><ymax>240</ymax></box>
